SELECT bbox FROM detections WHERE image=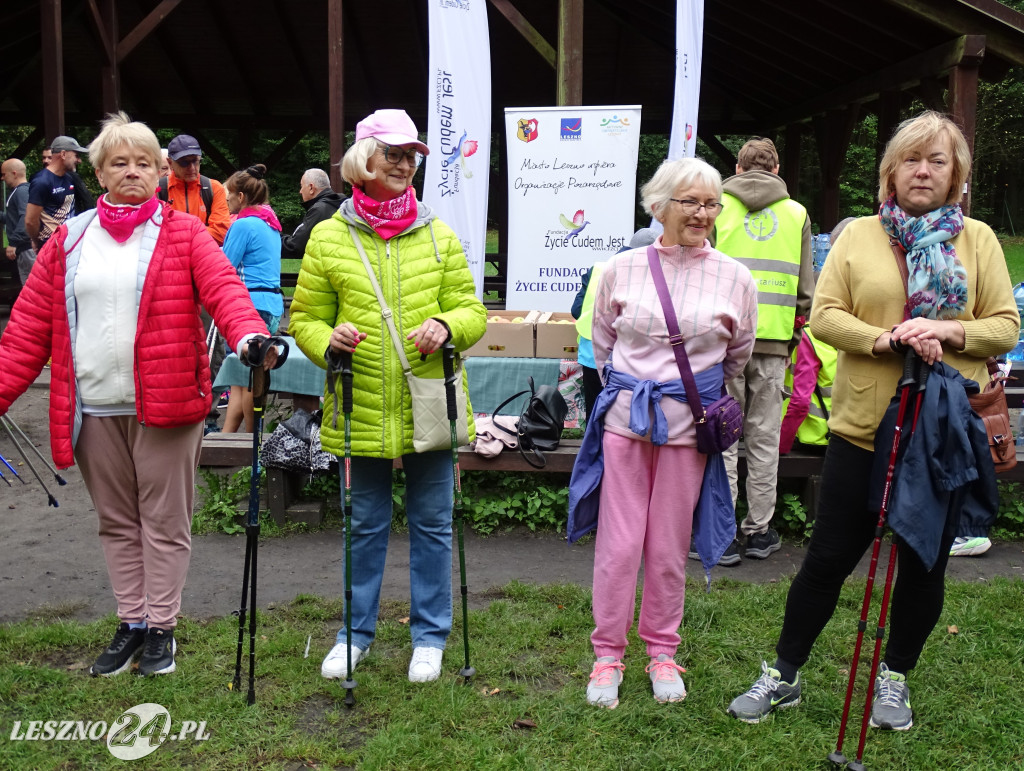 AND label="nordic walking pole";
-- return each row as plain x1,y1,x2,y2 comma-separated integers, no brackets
846,357,929,771
0,417,58,506
0,452,20,484
2,416,67,485
828,350,919,769
327,346,358,707
443,343,475,683
231,335,288,705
